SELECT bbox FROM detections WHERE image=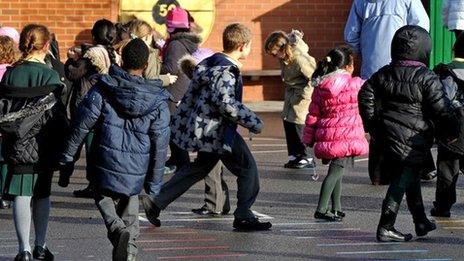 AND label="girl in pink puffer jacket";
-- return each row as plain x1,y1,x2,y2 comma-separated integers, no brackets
302,45,368,221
